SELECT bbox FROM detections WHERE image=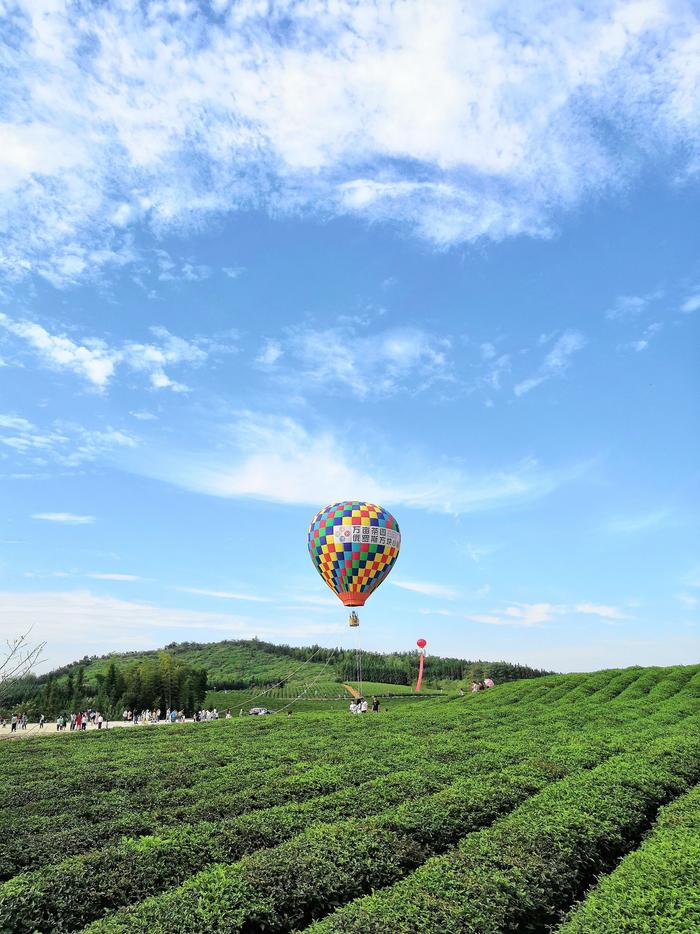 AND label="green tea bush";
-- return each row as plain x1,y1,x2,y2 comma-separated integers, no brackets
308,735,700,934
557,782,700,933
